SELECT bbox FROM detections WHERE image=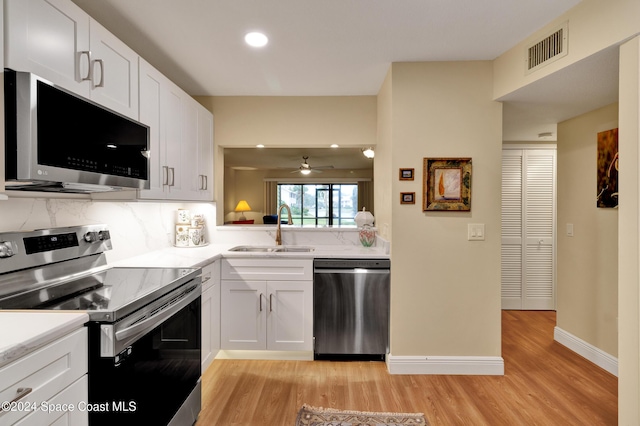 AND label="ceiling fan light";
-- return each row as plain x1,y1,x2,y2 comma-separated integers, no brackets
300,169,311,175
362,147,375,159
